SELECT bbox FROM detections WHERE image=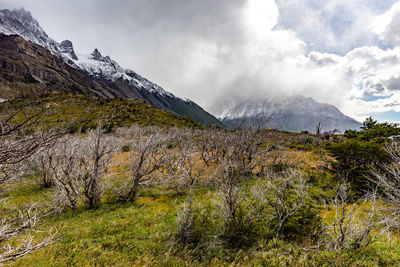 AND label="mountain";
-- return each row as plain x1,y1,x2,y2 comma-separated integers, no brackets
0,8,223,127
220,95,362,133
